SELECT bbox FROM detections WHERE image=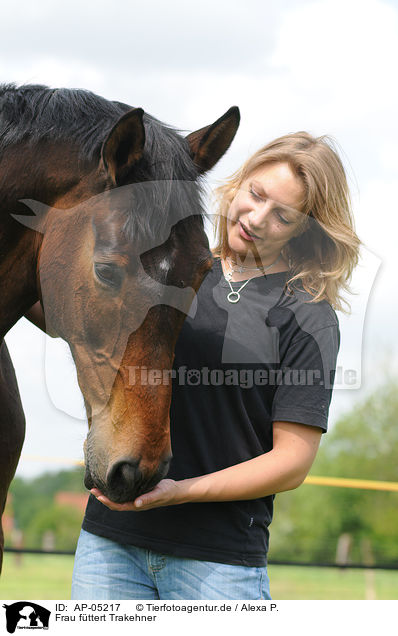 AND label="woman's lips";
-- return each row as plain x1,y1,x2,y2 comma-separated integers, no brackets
238,221,261,241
